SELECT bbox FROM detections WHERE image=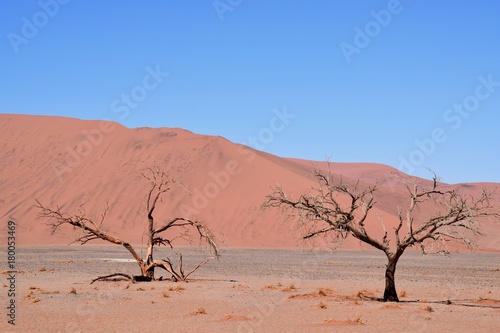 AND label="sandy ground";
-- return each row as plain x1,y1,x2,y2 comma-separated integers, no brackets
1,246,499,332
